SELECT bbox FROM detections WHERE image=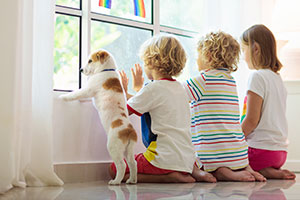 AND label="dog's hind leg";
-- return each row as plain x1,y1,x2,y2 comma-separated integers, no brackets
109,154,126,185
125,140,137,184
